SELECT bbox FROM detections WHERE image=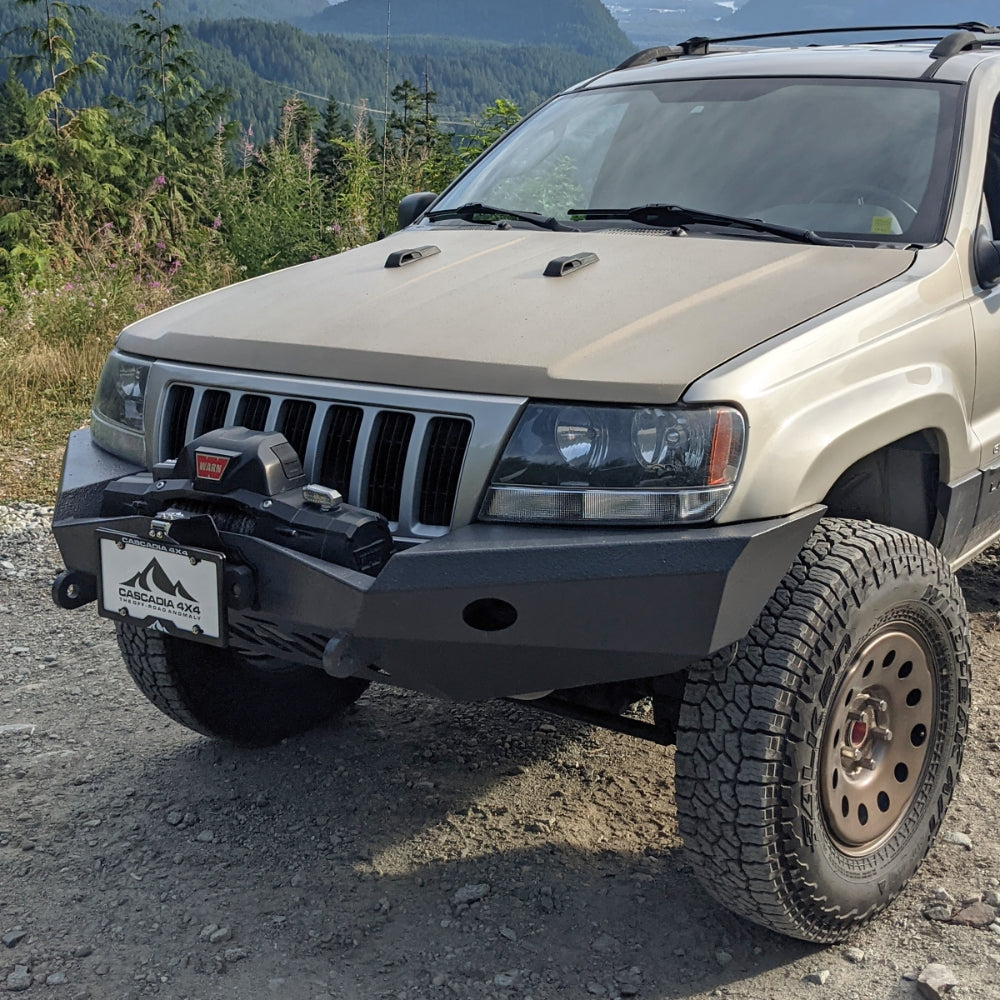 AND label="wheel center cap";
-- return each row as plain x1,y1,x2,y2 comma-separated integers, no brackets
849,720,869,748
